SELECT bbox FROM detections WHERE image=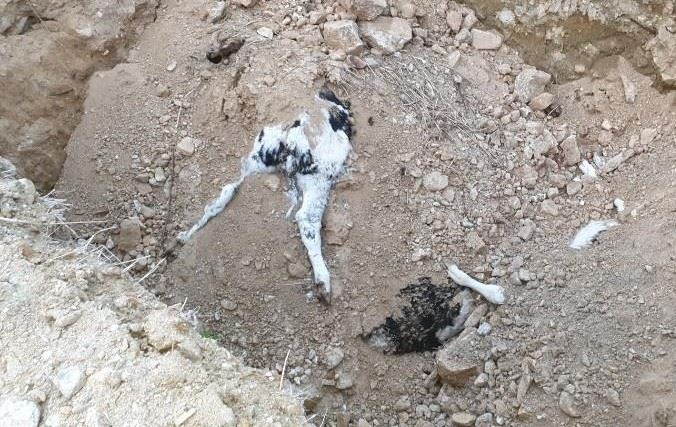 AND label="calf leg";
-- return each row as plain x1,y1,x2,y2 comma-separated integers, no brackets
447,264,507,305
179,152,272,242
295,176,332,304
